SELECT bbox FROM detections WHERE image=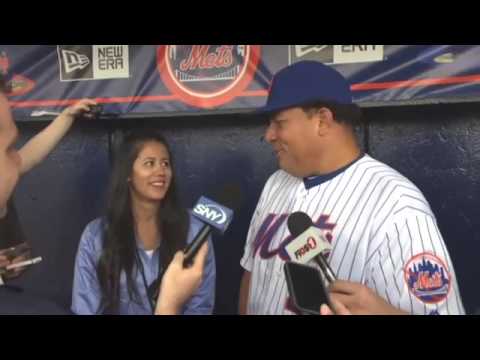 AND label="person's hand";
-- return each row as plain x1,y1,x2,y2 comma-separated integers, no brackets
155,242,208,315
0,251,10,269
0,247,31,279
61,99,98,121
326,280,407,315
3,253,29,279
320,297,352,315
